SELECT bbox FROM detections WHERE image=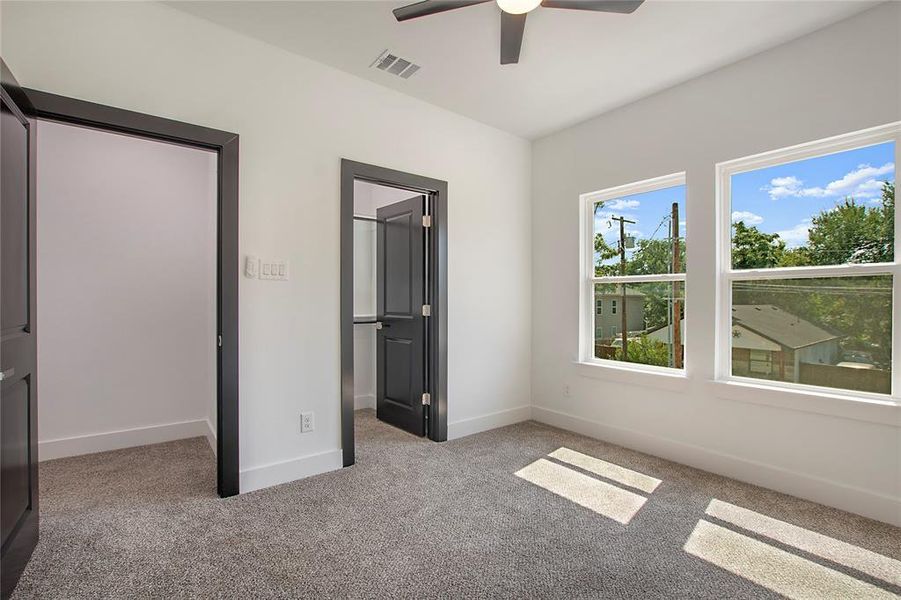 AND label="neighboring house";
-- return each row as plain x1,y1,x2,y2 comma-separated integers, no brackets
731,305,841,382
595,287,645,340
649,305,842,382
